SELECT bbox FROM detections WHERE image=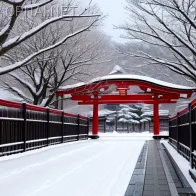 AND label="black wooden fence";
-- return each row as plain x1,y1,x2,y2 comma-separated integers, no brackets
0,99,89,156
169,99,196,169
